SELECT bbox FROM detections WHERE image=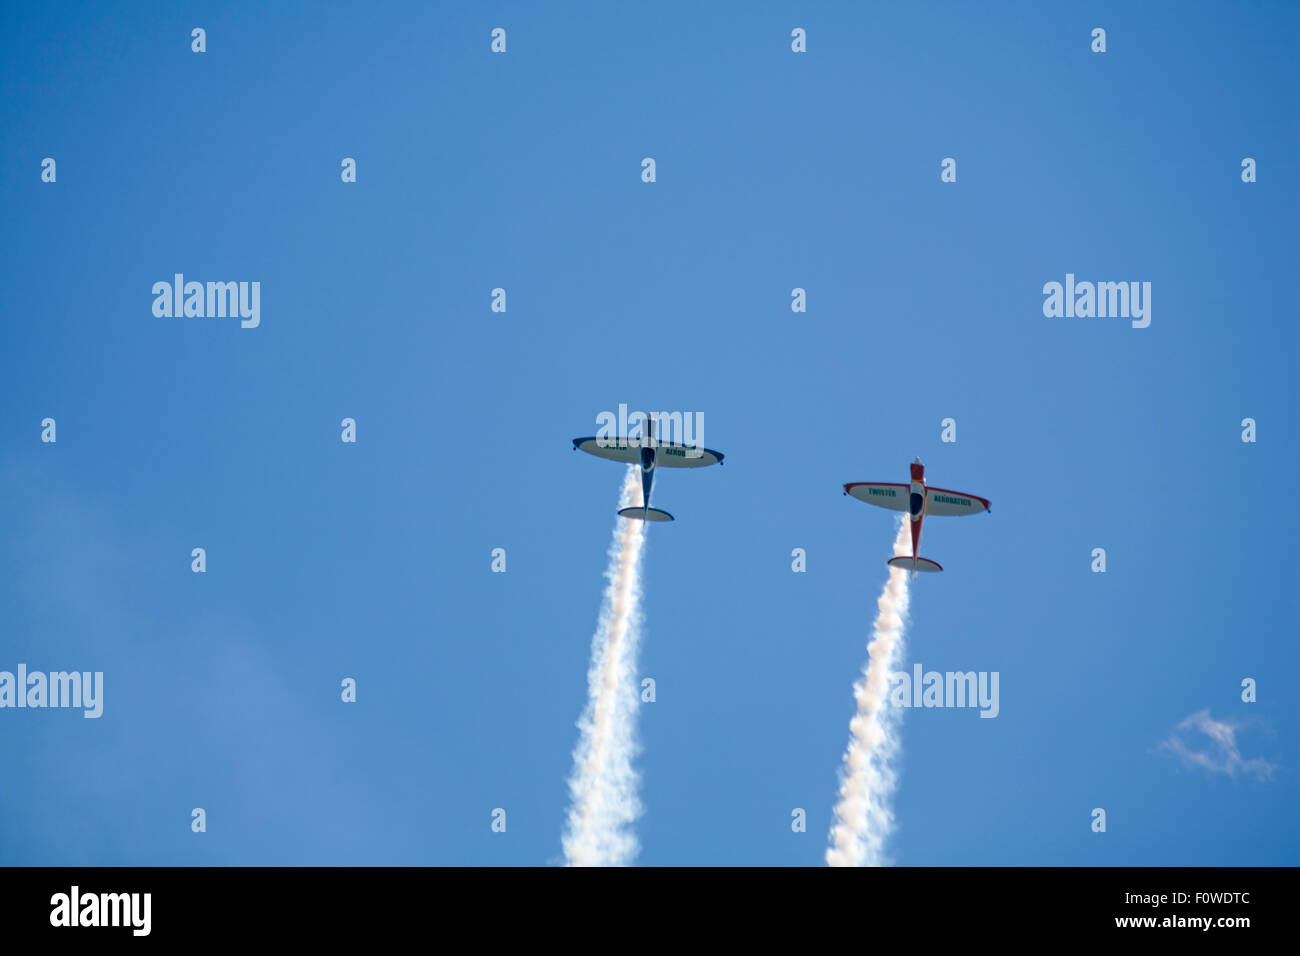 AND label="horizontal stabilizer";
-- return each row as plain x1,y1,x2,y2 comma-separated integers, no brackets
618,506,674,522
887,556,943,573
